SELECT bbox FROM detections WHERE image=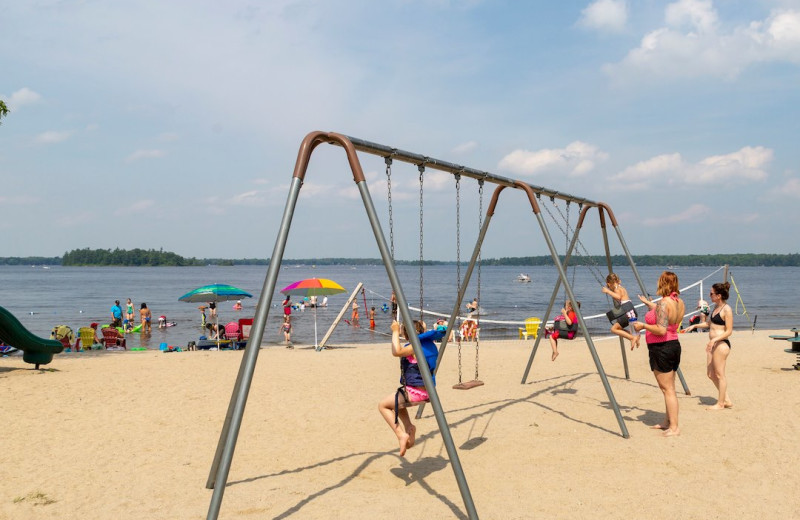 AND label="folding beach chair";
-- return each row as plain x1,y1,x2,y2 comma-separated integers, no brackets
101,327,126,350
